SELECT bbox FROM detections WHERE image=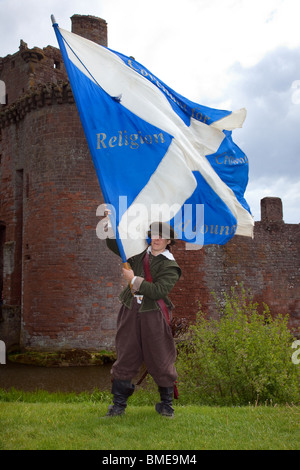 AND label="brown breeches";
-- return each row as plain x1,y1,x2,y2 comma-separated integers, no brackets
111,298,178,387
